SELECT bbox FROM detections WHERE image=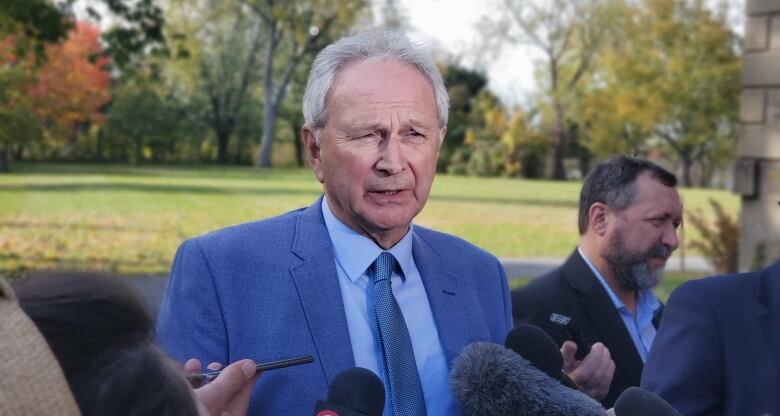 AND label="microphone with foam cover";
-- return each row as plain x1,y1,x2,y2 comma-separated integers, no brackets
611,387,681,416
504,324,579,389
314,367,385,416
449,342,606,416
